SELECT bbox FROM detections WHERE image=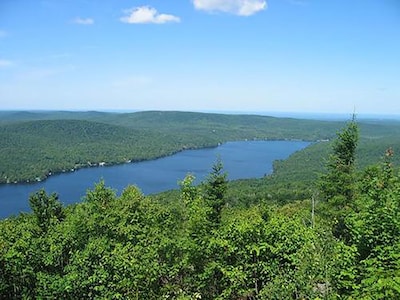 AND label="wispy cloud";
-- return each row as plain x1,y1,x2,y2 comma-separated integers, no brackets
193,0,267,16
0,59,14,67
120,6,180,24
72,17,94,25
49,53,71,59
0,30,8,38
287,0,309,6
16,65,76,81
112,76,152,88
